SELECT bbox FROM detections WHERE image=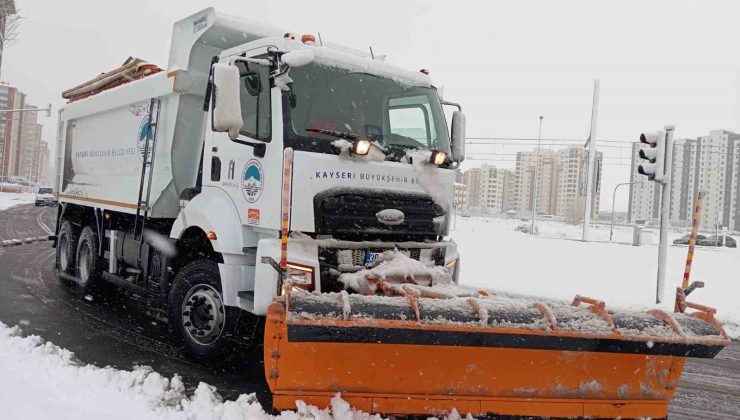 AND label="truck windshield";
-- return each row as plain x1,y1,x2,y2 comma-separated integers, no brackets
283,63,451,157
38,188,53,194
